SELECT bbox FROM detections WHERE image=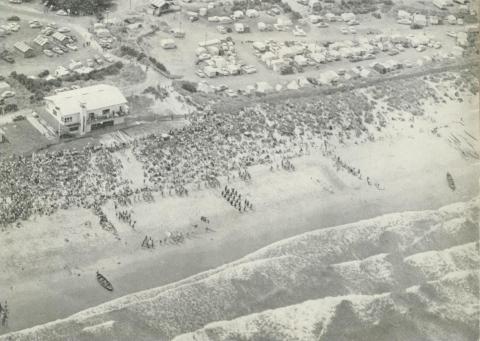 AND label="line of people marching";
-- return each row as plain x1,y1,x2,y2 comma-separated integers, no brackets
221,186,253,212
116,209,136,229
